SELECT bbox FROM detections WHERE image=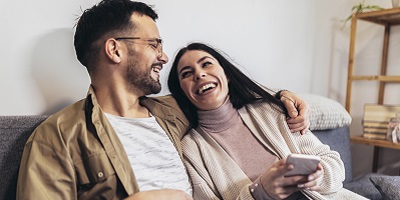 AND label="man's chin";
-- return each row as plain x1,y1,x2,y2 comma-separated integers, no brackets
145,84,161,95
